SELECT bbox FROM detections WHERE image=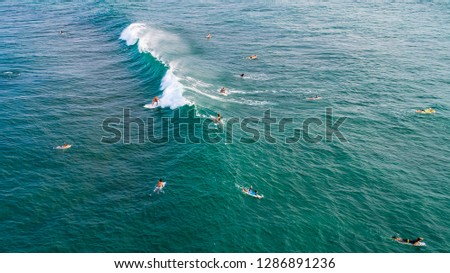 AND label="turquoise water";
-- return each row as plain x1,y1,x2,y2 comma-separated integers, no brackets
1,2,449,252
